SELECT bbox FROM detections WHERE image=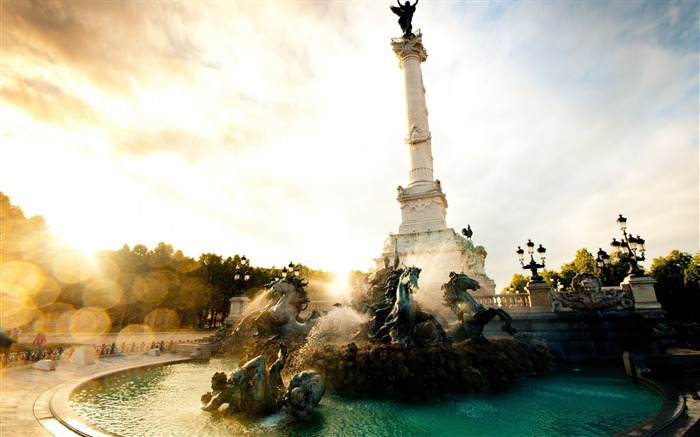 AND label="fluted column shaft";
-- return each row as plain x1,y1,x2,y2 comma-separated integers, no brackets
392,34,433,188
